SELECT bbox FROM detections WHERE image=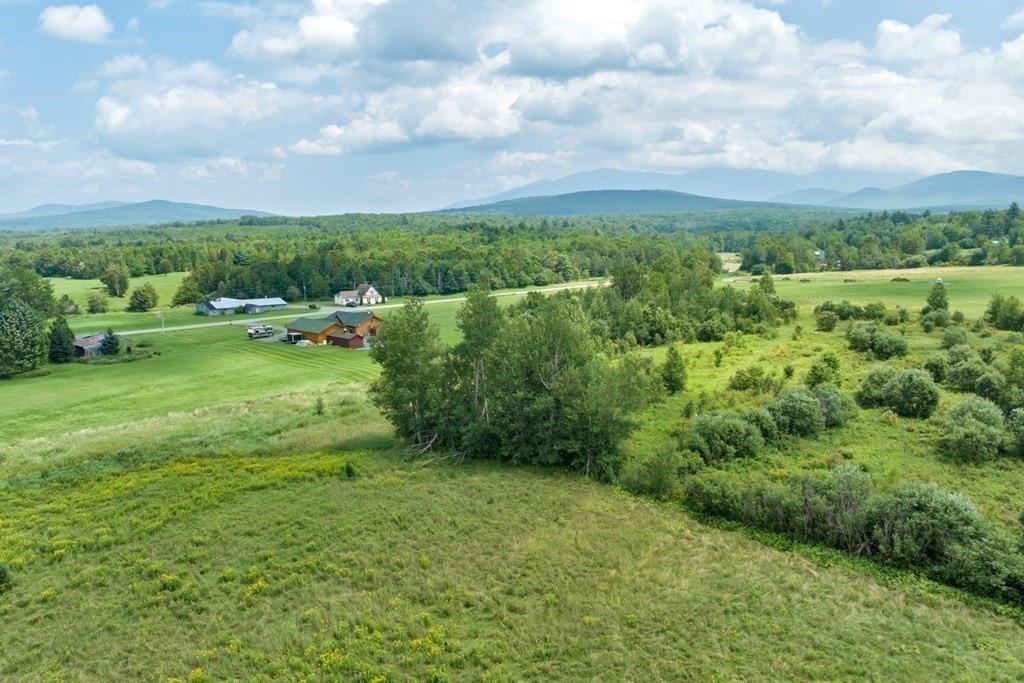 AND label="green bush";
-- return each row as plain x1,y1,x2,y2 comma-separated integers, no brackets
847,324,908,359
815,310,839,332
946,344,975,366
883,370,940,419
941,396,1005,462
344,462,358,479
864,482,980,566
941,326,969,349
696,316,728,342
847,324,873,352
684,469,1024,607
863,302,887,320
690,413,765,462
741,407,780,445
921,309,949,329
728,365,779,394
948,358,988,392
863,481,1024,603
856,365,899,408
805,352,841,388
768,389,826,437
812,384,857,429
871,331,909,360
923,353,948,383
974,371,1006,403
0,563,11,593
619,446,689,498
